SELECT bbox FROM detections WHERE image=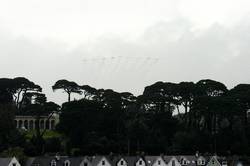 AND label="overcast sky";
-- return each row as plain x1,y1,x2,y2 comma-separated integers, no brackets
1,0,250,104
